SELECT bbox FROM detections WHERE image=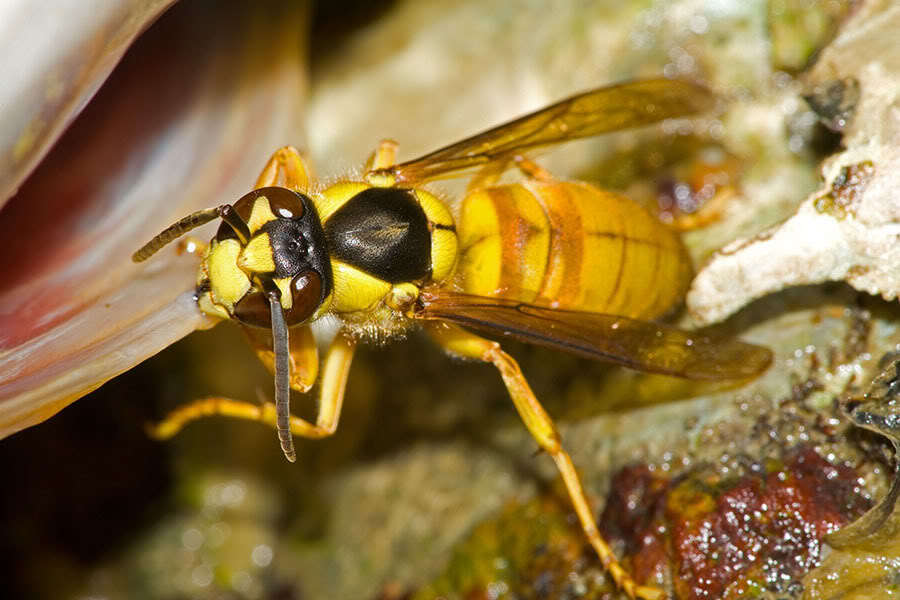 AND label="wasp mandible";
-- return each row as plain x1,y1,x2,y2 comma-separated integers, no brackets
134,79,772,600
